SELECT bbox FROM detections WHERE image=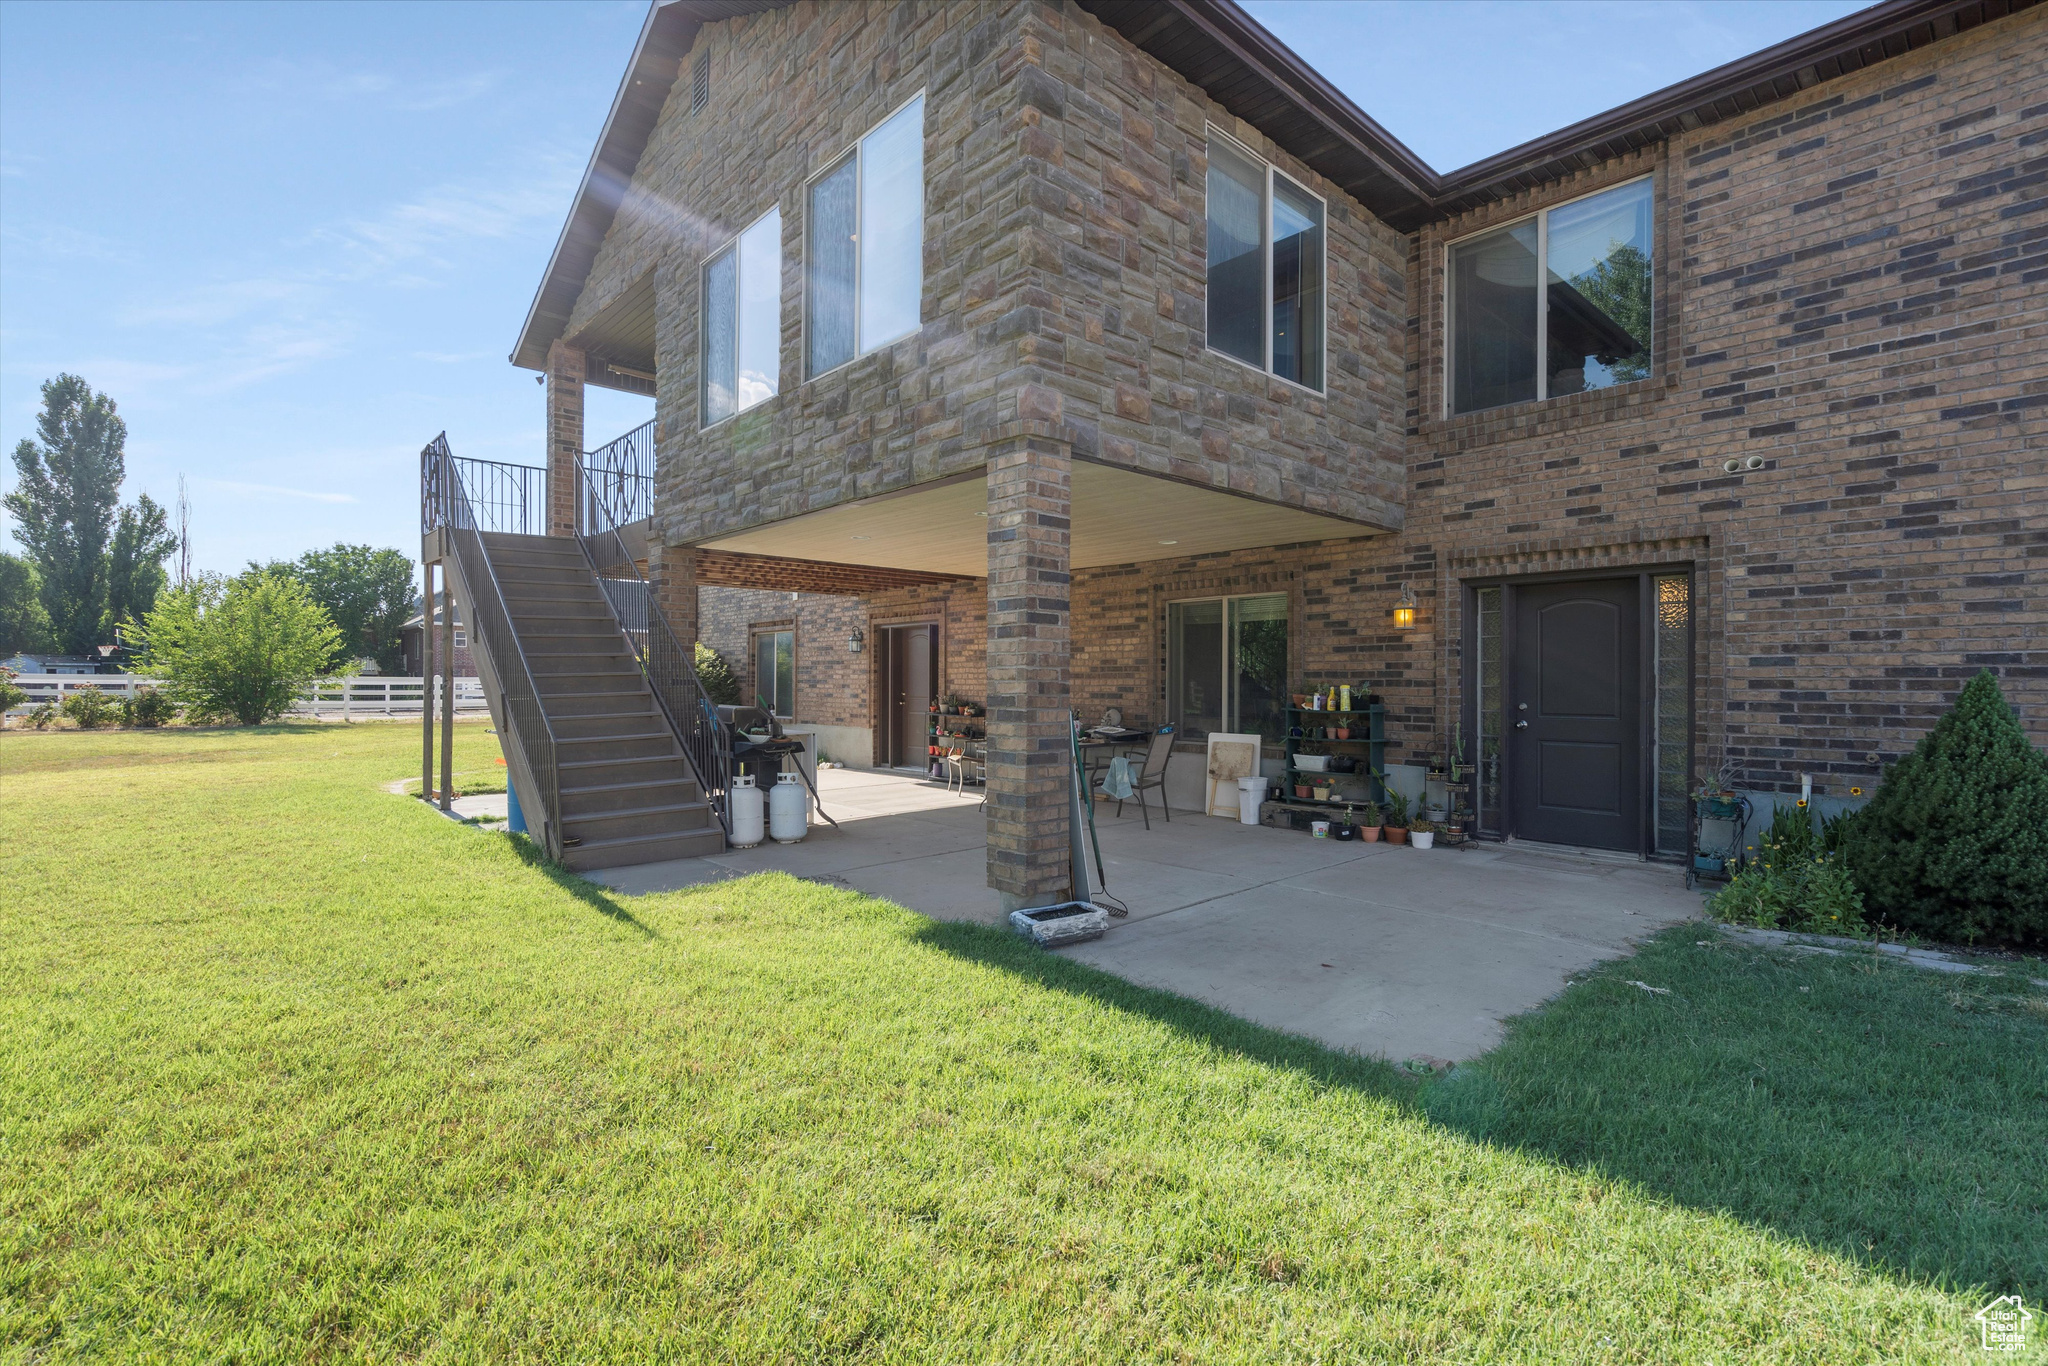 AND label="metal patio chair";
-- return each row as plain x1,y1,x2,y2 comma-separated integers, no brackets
1106,724,1176,829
